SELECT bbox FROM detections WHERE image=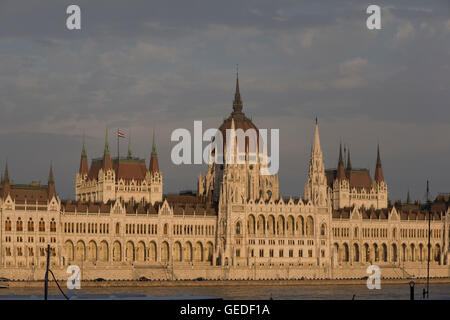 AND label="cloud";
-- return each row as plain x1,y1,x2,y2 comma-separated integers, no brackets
394,22,415,41
332,75,366,89
339,57,368,75
0,0,448,201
